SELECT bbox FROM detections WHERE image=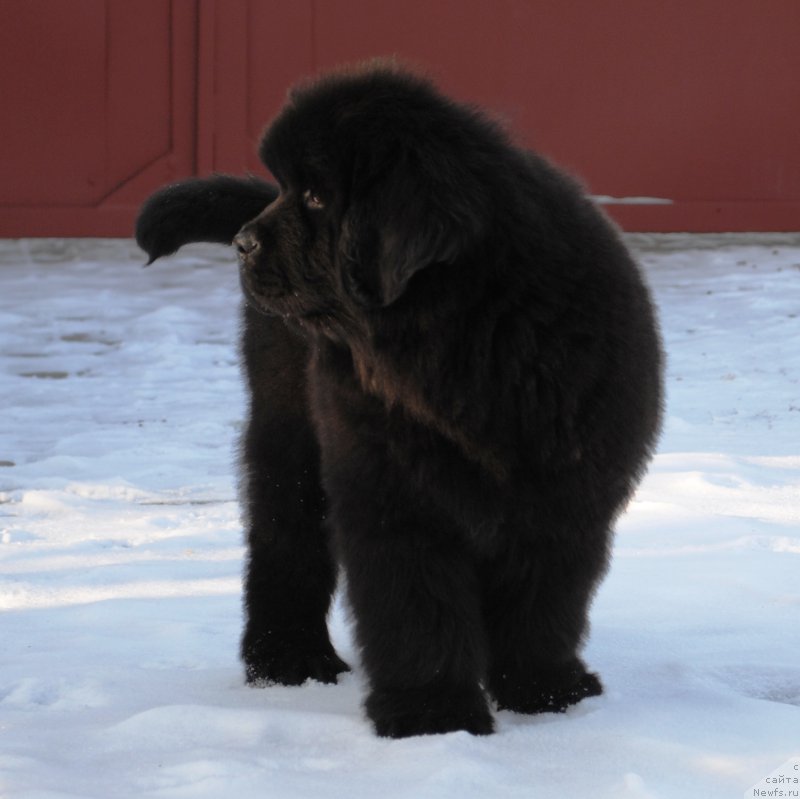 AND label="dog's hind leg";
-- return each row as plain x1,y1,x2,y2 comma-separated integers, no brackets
480,511,607,715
